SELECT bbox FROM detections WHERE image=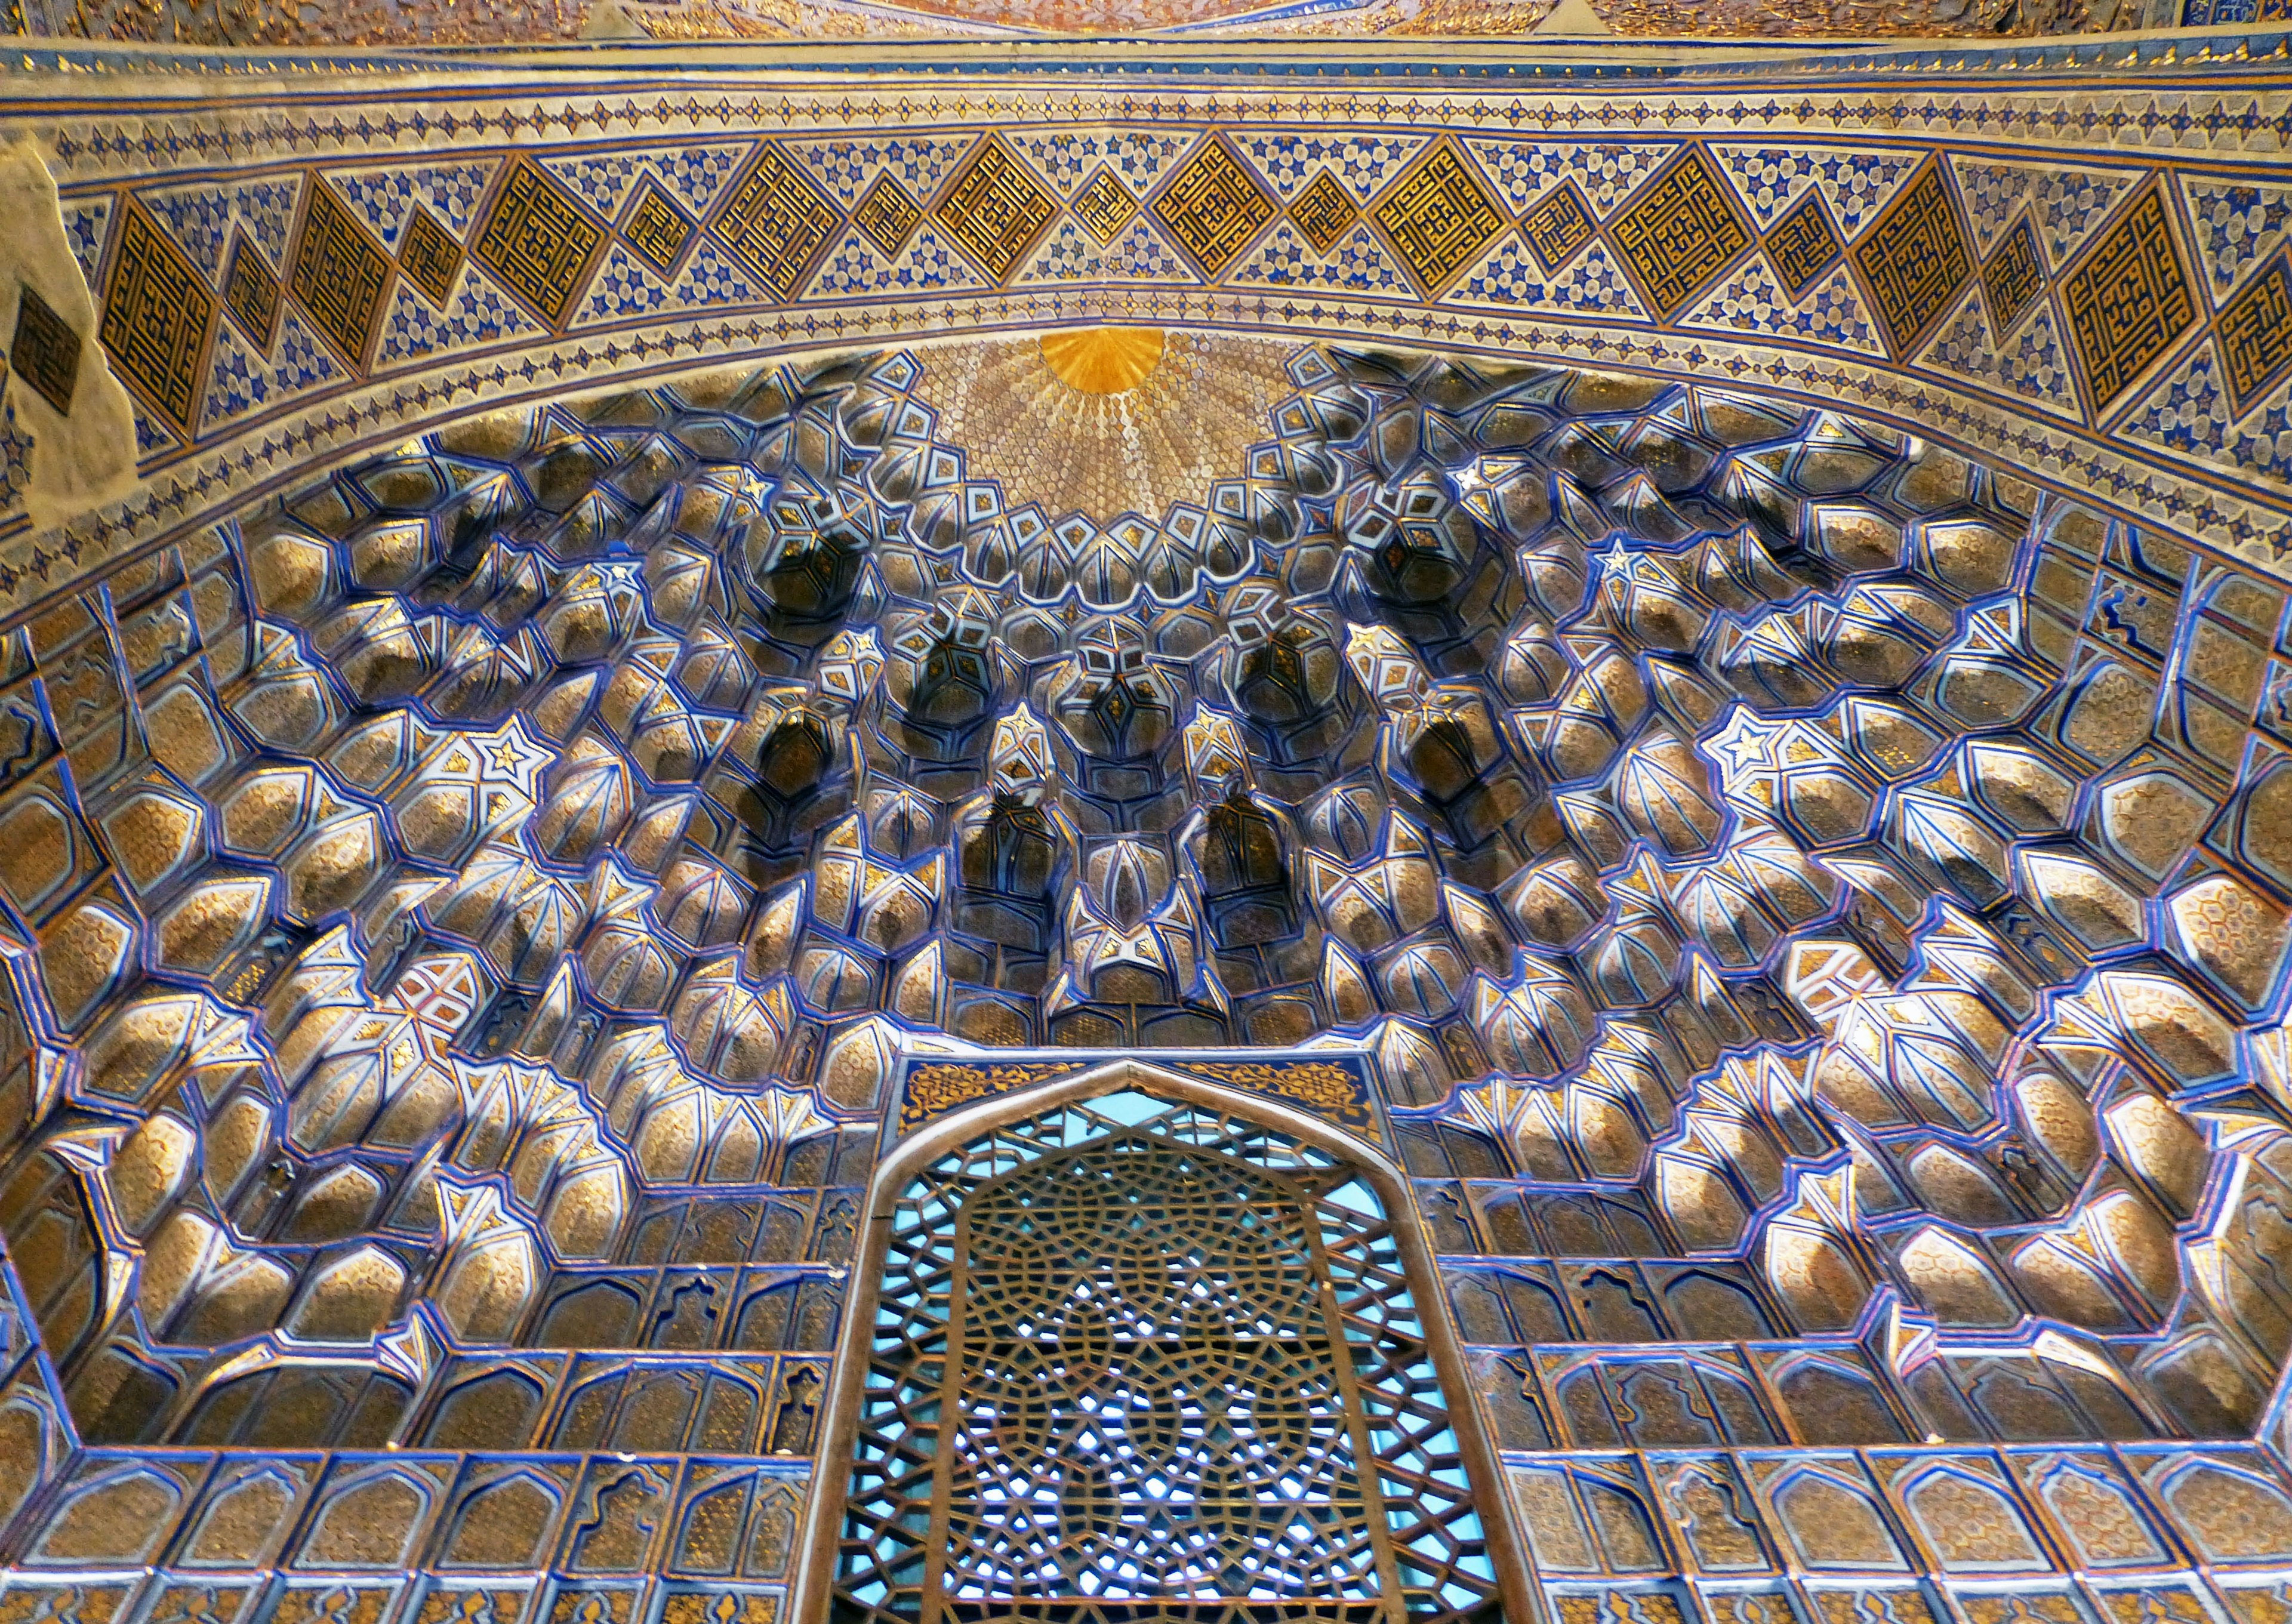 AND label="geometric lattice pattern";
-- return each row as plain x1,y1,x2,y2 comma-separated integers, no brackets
2061,183,2196,415
1980,214,2045,335
289,183,393,368
1765,192,1842,301
940,134,1062,282
1521,180,1596,275
622,180,697,279
849,175,921,260
717,146,842,299
472,158,608,328
1290,170,1360,258
397,207,465,307
2217,249,2292,416
835,1092,1496,1624
1851,158,1973,359
1372,141,1508,296
96,205,212,434
1608,145,1754,321
1156,137,1280,278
